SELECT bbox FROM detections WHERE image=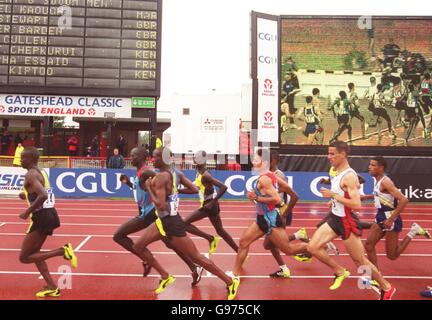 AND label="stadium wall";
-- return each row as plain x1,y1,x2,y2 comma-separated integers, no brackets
1,167,430,202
